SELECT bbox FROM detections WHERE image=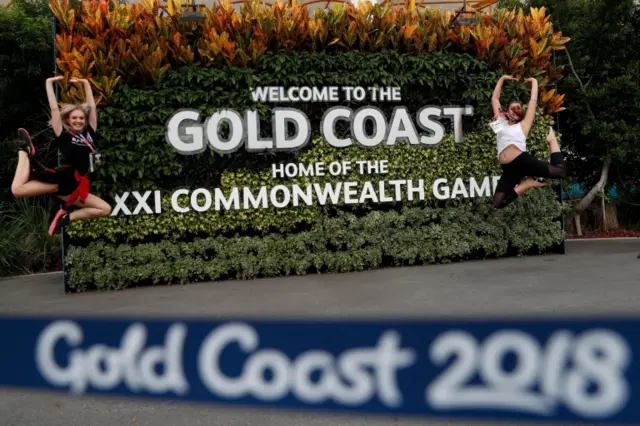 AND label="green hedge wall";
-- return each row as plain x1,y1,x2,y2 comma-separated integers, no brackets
66,191,563,292
63,50,564,291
